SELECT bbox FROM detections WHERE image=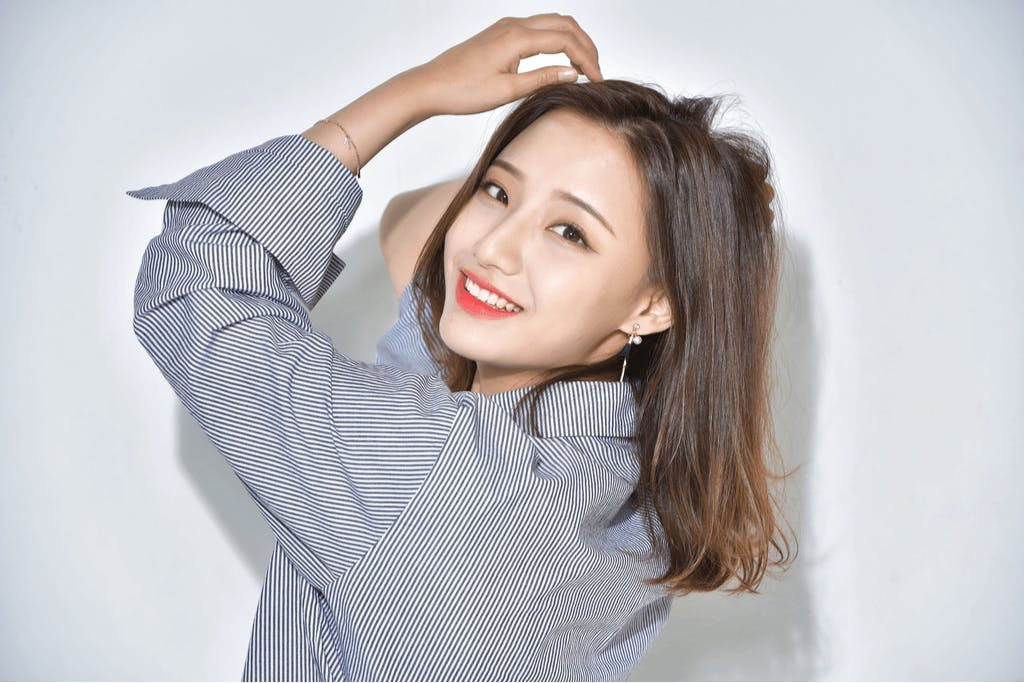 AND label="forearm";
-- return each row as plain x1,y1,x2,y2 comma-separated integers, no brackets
302,67,433,175
301,12,605,179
